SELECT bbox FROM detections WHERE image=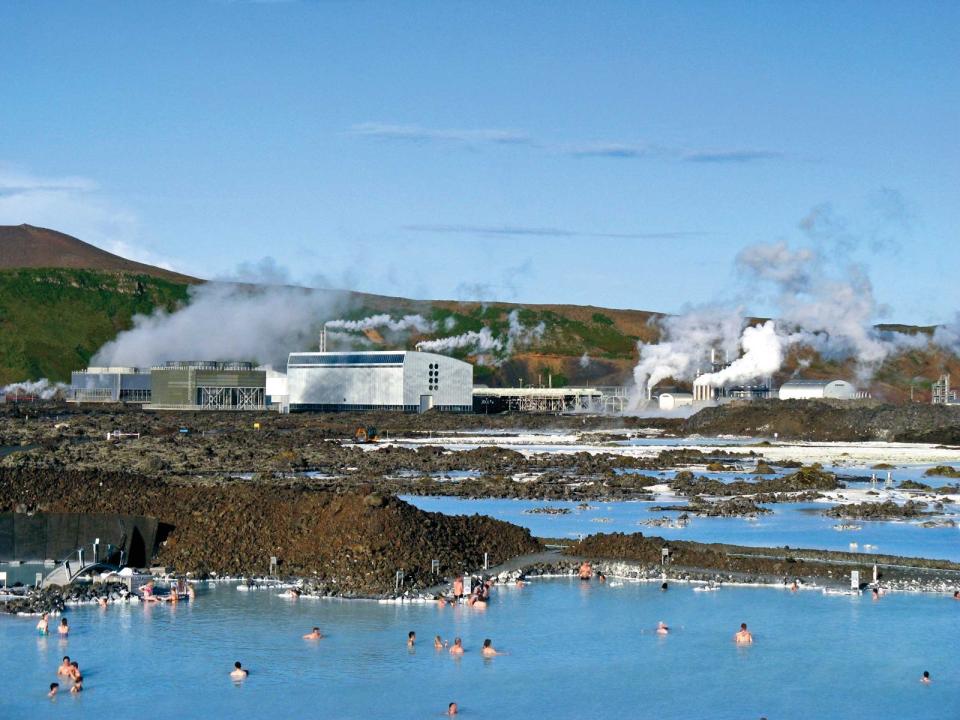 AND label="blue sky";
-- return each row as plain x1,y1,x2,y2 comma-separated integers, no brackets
1,1,957,323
